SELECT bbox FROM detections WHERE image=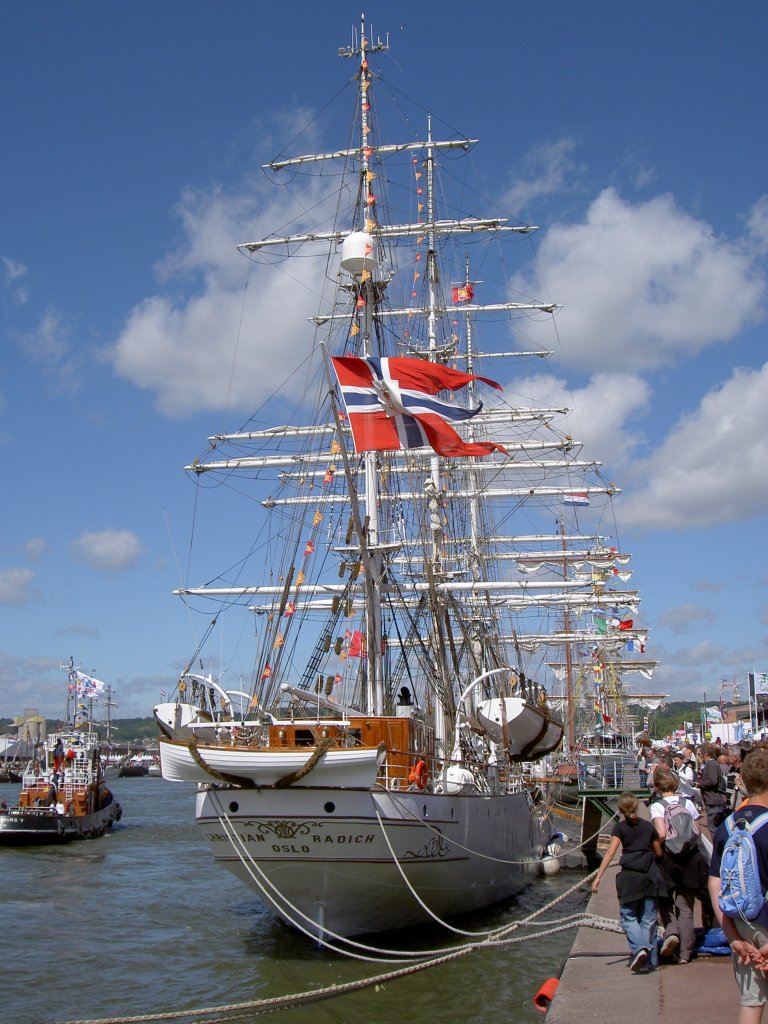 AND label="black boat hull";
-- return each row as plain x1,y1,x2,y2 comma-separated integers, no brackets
0,803,122,846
